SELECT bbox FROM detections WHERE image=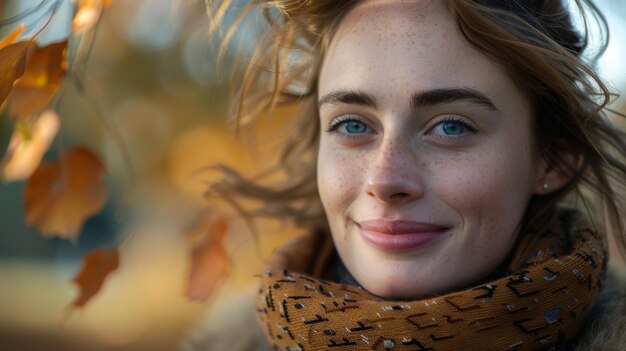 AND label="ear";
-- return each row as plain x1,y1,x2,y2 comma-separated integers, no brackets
534,139,580,195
